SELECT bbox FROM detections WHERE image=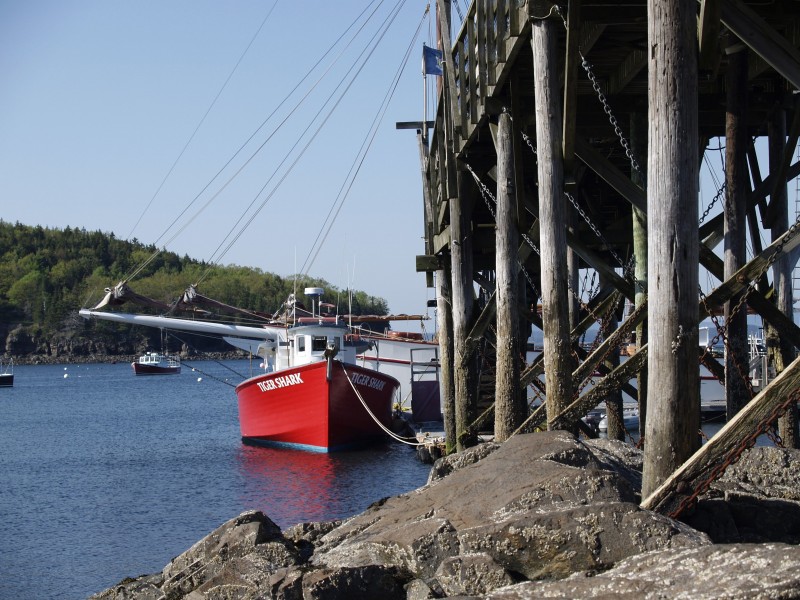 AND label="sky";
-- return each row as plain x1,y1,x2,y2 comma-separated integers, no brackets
0,0,441,317
1,1,797,332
